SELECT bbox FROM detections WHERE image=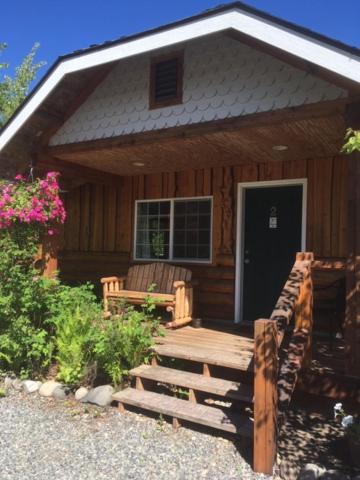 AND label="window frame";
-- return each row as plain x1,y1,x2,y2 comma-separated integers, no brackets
149,51,184,110
133,196,213,264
